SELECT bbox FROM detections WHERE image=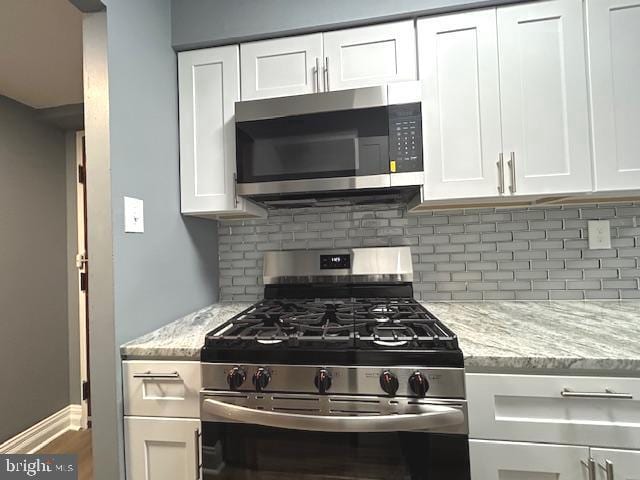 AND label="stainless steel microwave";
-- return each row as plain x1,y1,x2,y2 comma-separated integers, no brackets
235,82,424,207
